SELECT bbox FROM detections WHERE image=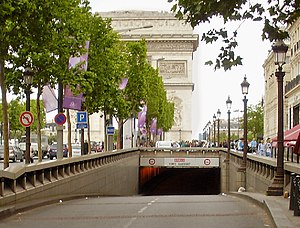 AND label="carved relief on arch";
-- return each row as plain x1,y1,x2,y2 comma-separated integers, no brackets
158,60,187,79
169,94,182,127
